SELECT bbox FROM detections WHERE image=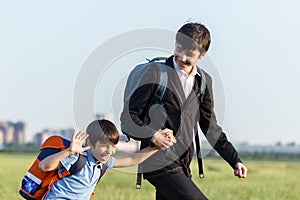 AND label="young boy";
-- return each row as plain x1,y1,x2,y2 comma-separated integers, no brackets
39,119,175,200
